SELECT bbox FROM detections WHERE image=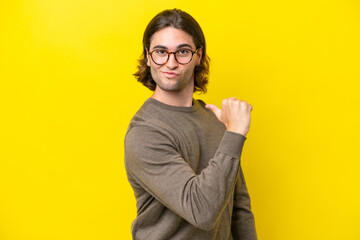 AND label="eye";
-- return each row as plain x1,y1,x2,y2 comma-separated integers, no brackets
154,49,167,56
177,49,191,55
